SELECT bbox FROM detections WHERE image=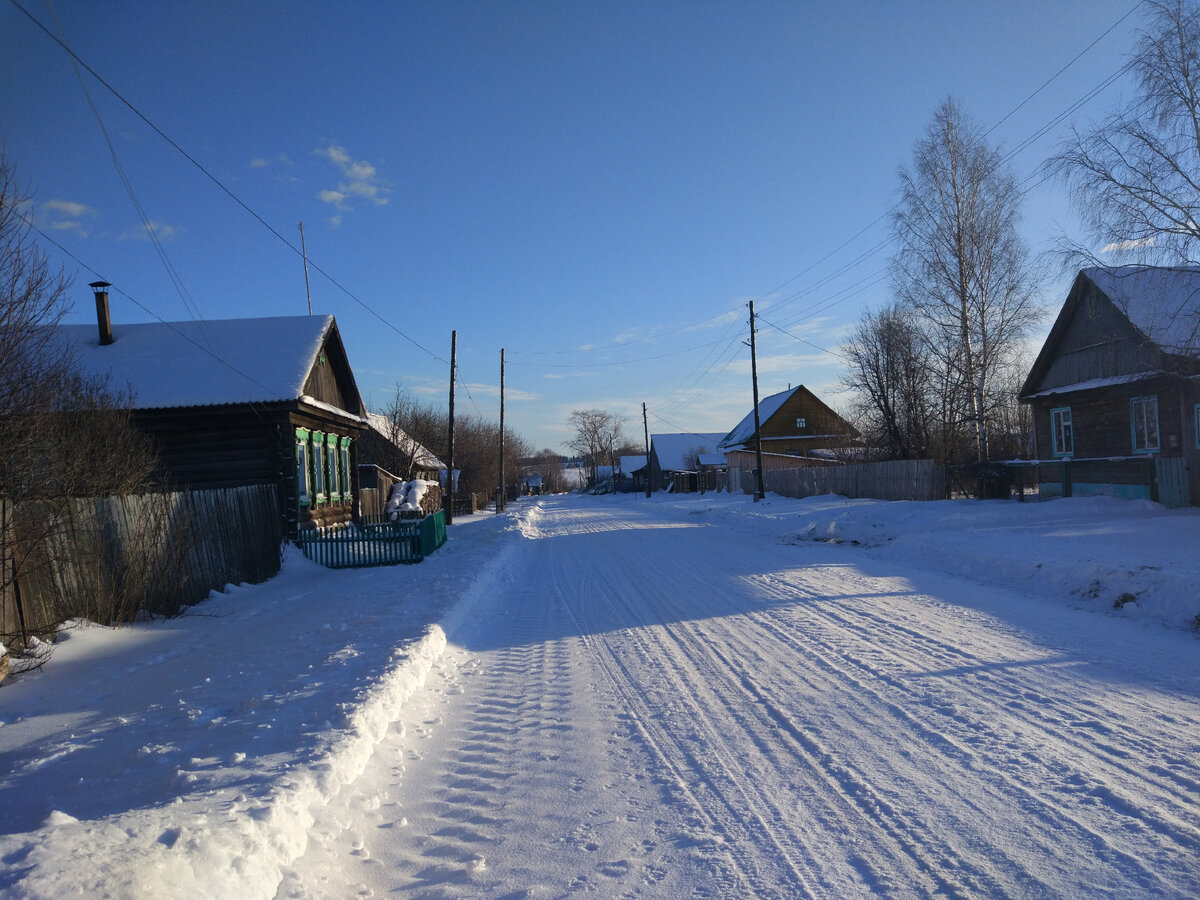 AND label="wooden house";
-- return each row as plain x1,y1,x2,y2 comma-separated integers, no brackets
719,385,860,463
647,433,726,491
1018,266,1200,506
54,285,369,537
